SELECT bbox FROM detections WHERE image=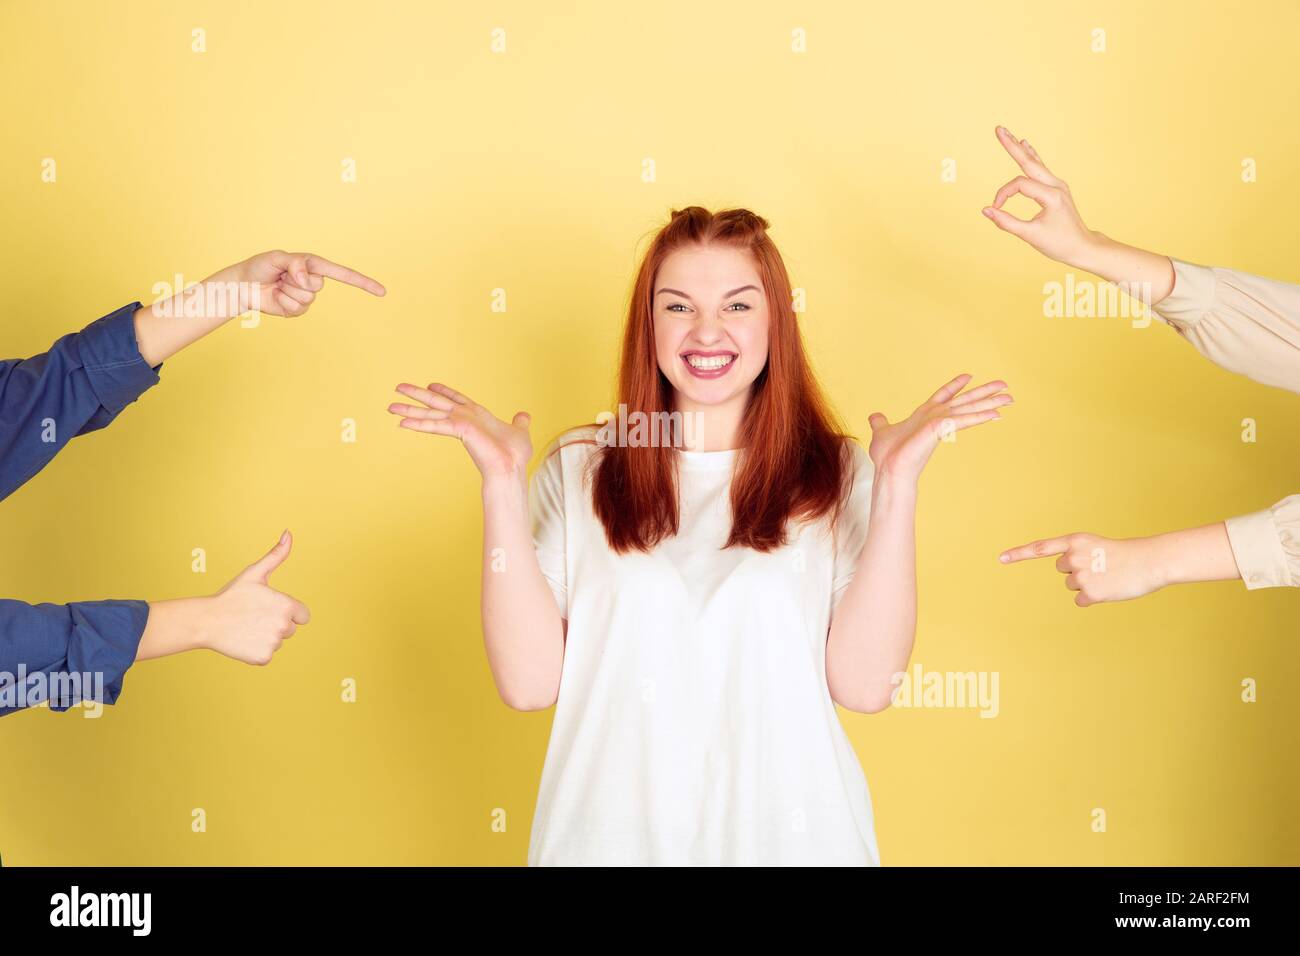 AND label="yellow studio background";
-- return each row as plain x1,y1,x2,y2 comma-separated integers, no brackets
1,0,1297,866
